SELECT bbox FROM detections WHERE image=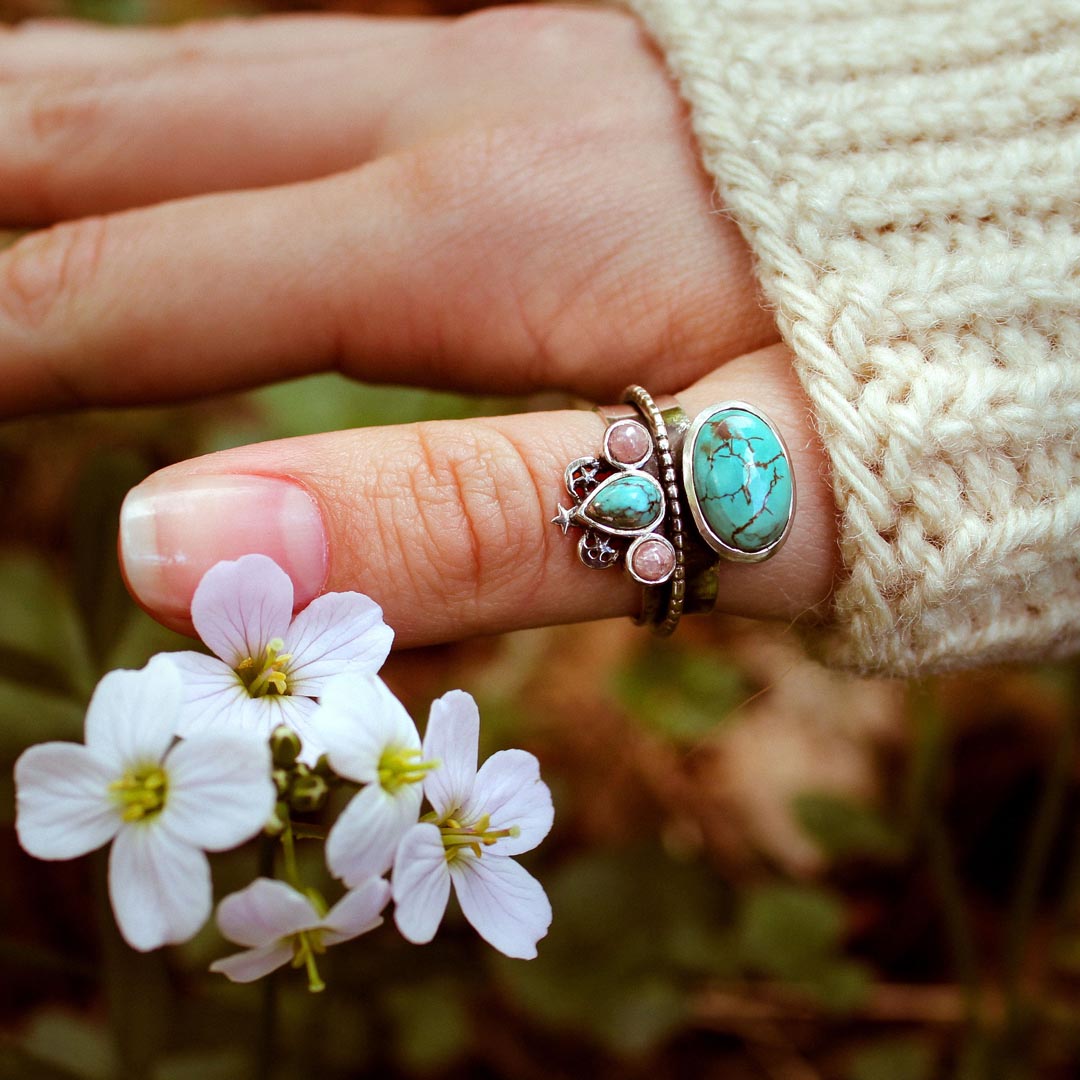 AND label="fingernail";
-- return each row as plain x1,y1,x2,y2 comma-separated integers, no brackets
120,474,328,618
